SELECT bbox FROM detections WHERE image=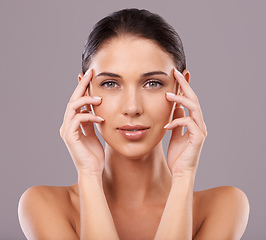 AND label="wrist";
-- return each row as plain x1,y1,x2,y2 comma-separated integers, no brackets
78,170,103,183
78,168,103,177
171,170,196,183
